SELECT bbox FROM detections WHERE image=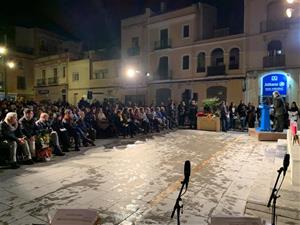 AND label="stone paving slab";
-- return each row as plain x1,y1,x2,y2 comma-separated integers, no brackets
0,130,298,225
